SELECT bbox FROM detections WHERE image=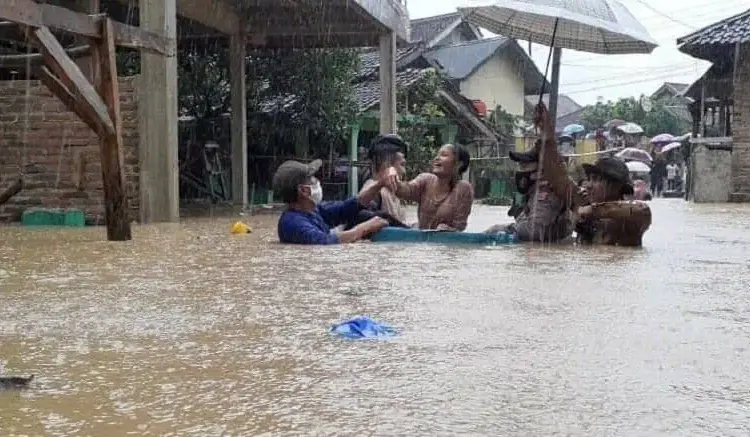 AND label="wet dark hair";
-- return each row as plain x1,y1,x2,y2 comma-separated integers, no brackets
449,144,470,176
368,142,403,171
